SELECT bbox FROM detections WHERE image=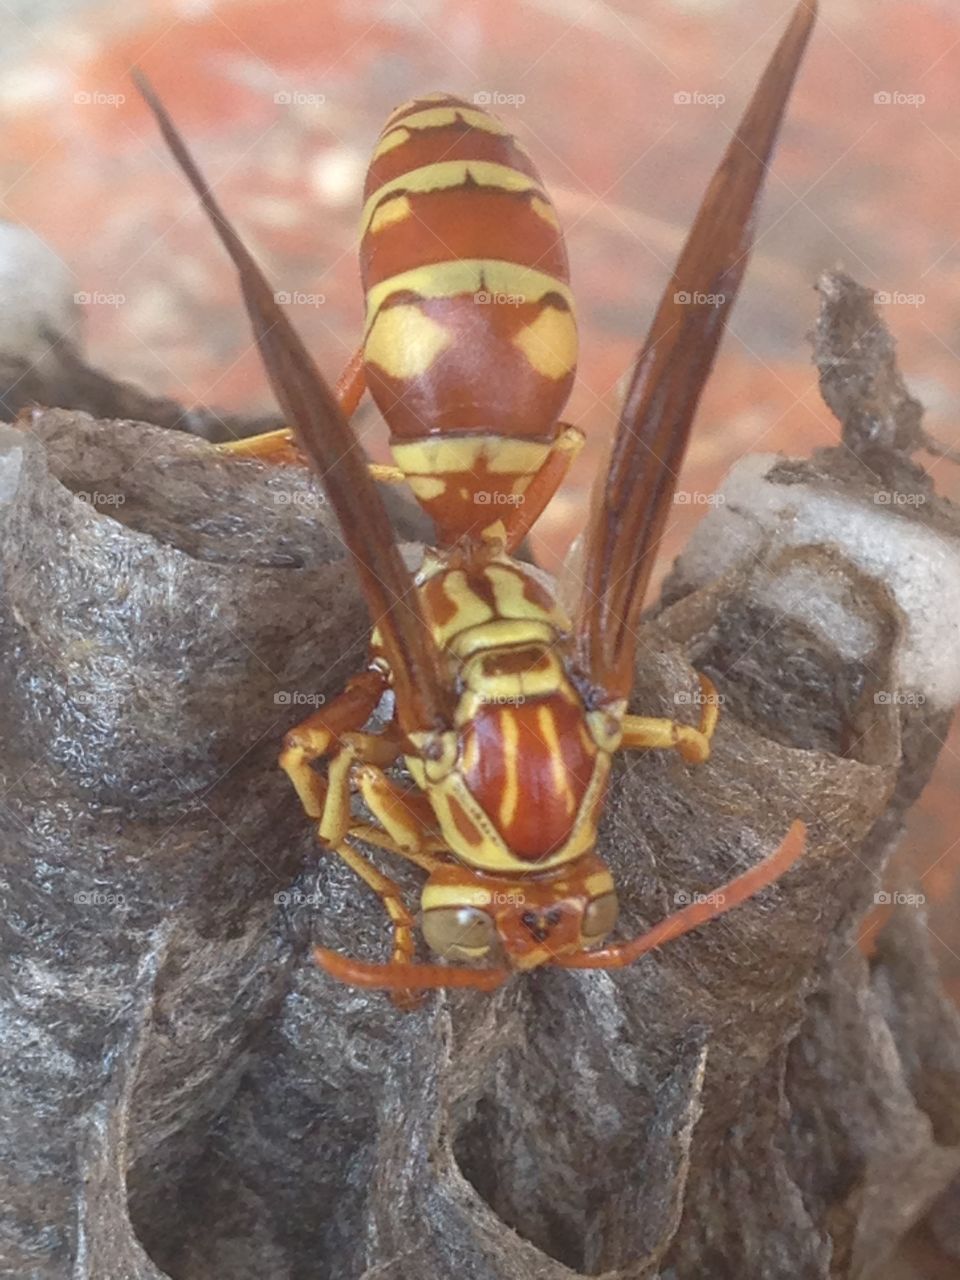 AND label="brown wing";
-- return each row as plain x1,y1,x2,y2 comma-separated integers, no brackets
573,0,817,701
134,72,449,733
